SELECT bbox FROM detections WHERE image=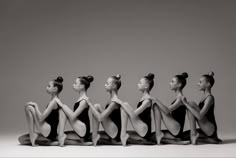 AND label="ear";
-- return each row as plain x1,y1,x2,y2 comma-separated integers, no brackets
79,84,85,89
177,82,182,88
53,86,58,93
206,82,211,87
